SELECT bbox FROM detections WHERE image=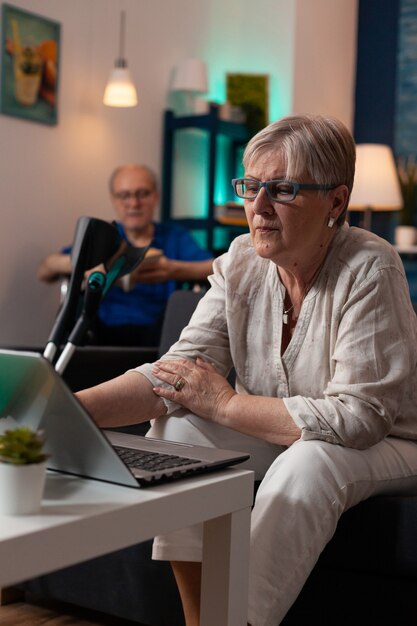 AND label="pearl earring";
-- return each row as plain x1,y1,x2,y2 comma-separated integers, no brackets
327,217,335,228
